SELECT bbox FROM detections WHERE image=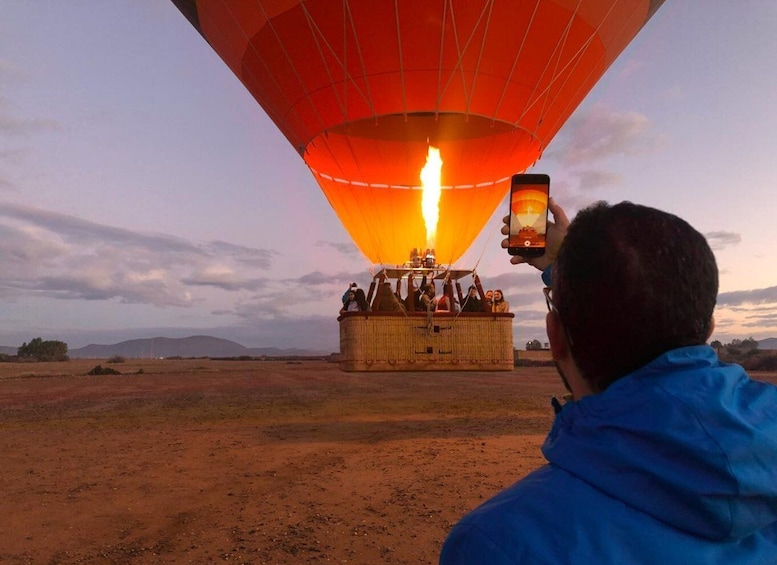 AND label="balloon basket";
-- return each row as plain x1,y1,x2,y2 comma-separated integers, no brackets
337,267,514,372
